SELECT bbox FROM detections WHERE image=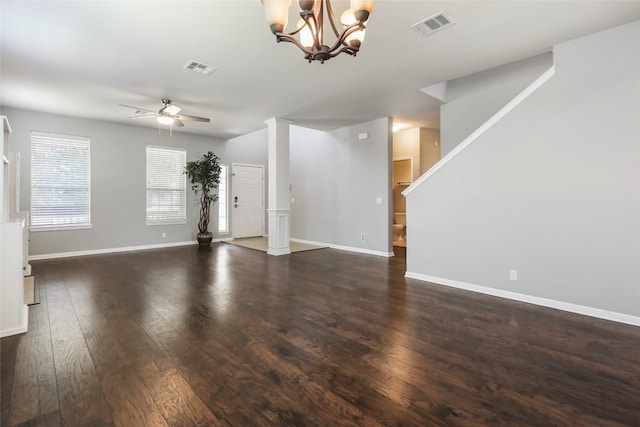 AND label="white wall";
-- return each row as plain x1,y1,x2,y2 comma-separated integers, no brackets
290,118,393,255
2,107,268,256
440,52,553,156
406,21,640,321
